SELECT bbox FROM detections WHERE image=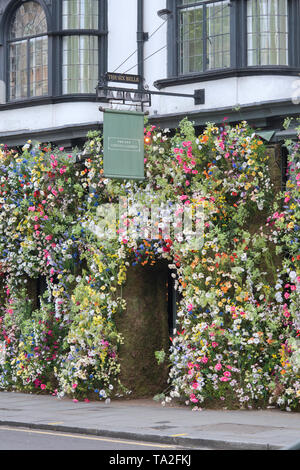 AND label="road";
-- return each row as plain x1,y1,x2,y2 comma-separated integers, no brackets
0,425,192,451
